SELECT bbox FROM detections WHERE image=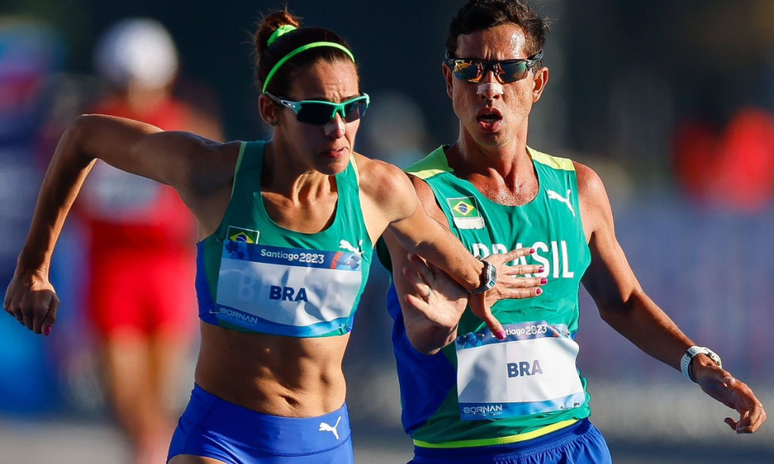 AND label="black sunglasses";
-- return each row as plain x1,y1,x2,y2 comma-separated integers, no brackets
444,50,543,84
265,92,370,126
